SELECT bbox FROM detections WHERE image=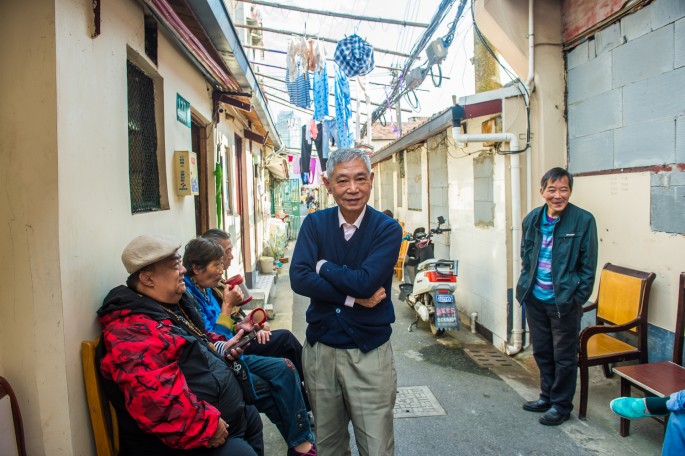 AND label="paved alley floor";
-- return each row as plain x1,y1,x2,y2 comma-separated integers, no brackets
255,241,665,455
